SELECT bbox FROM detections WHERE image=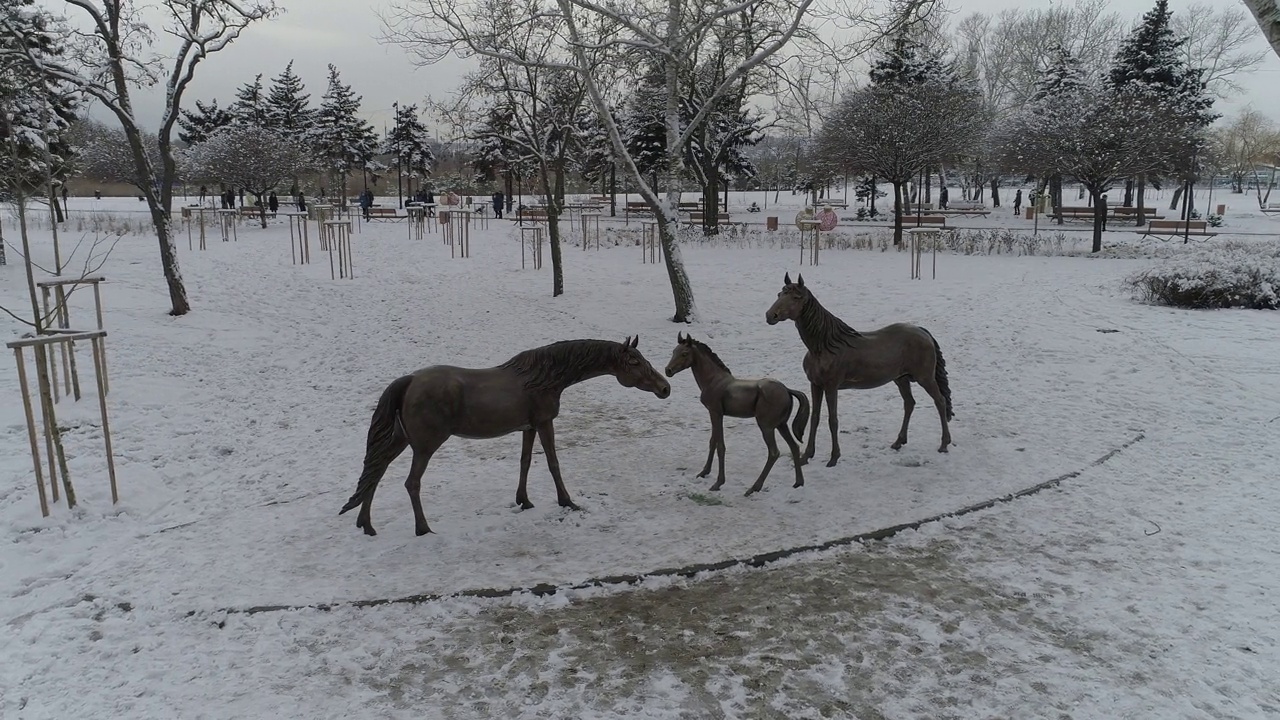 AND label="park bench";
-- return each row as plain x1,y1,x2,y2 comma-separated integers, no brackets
625,202,653,217
1138,219,1216,238
945,200,984,211
516,207,552,222
1262,202,1280,214
899,215,947,228
1111,206,1159,217
365,207,401,220
689,211,732,223
239,206,275,219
